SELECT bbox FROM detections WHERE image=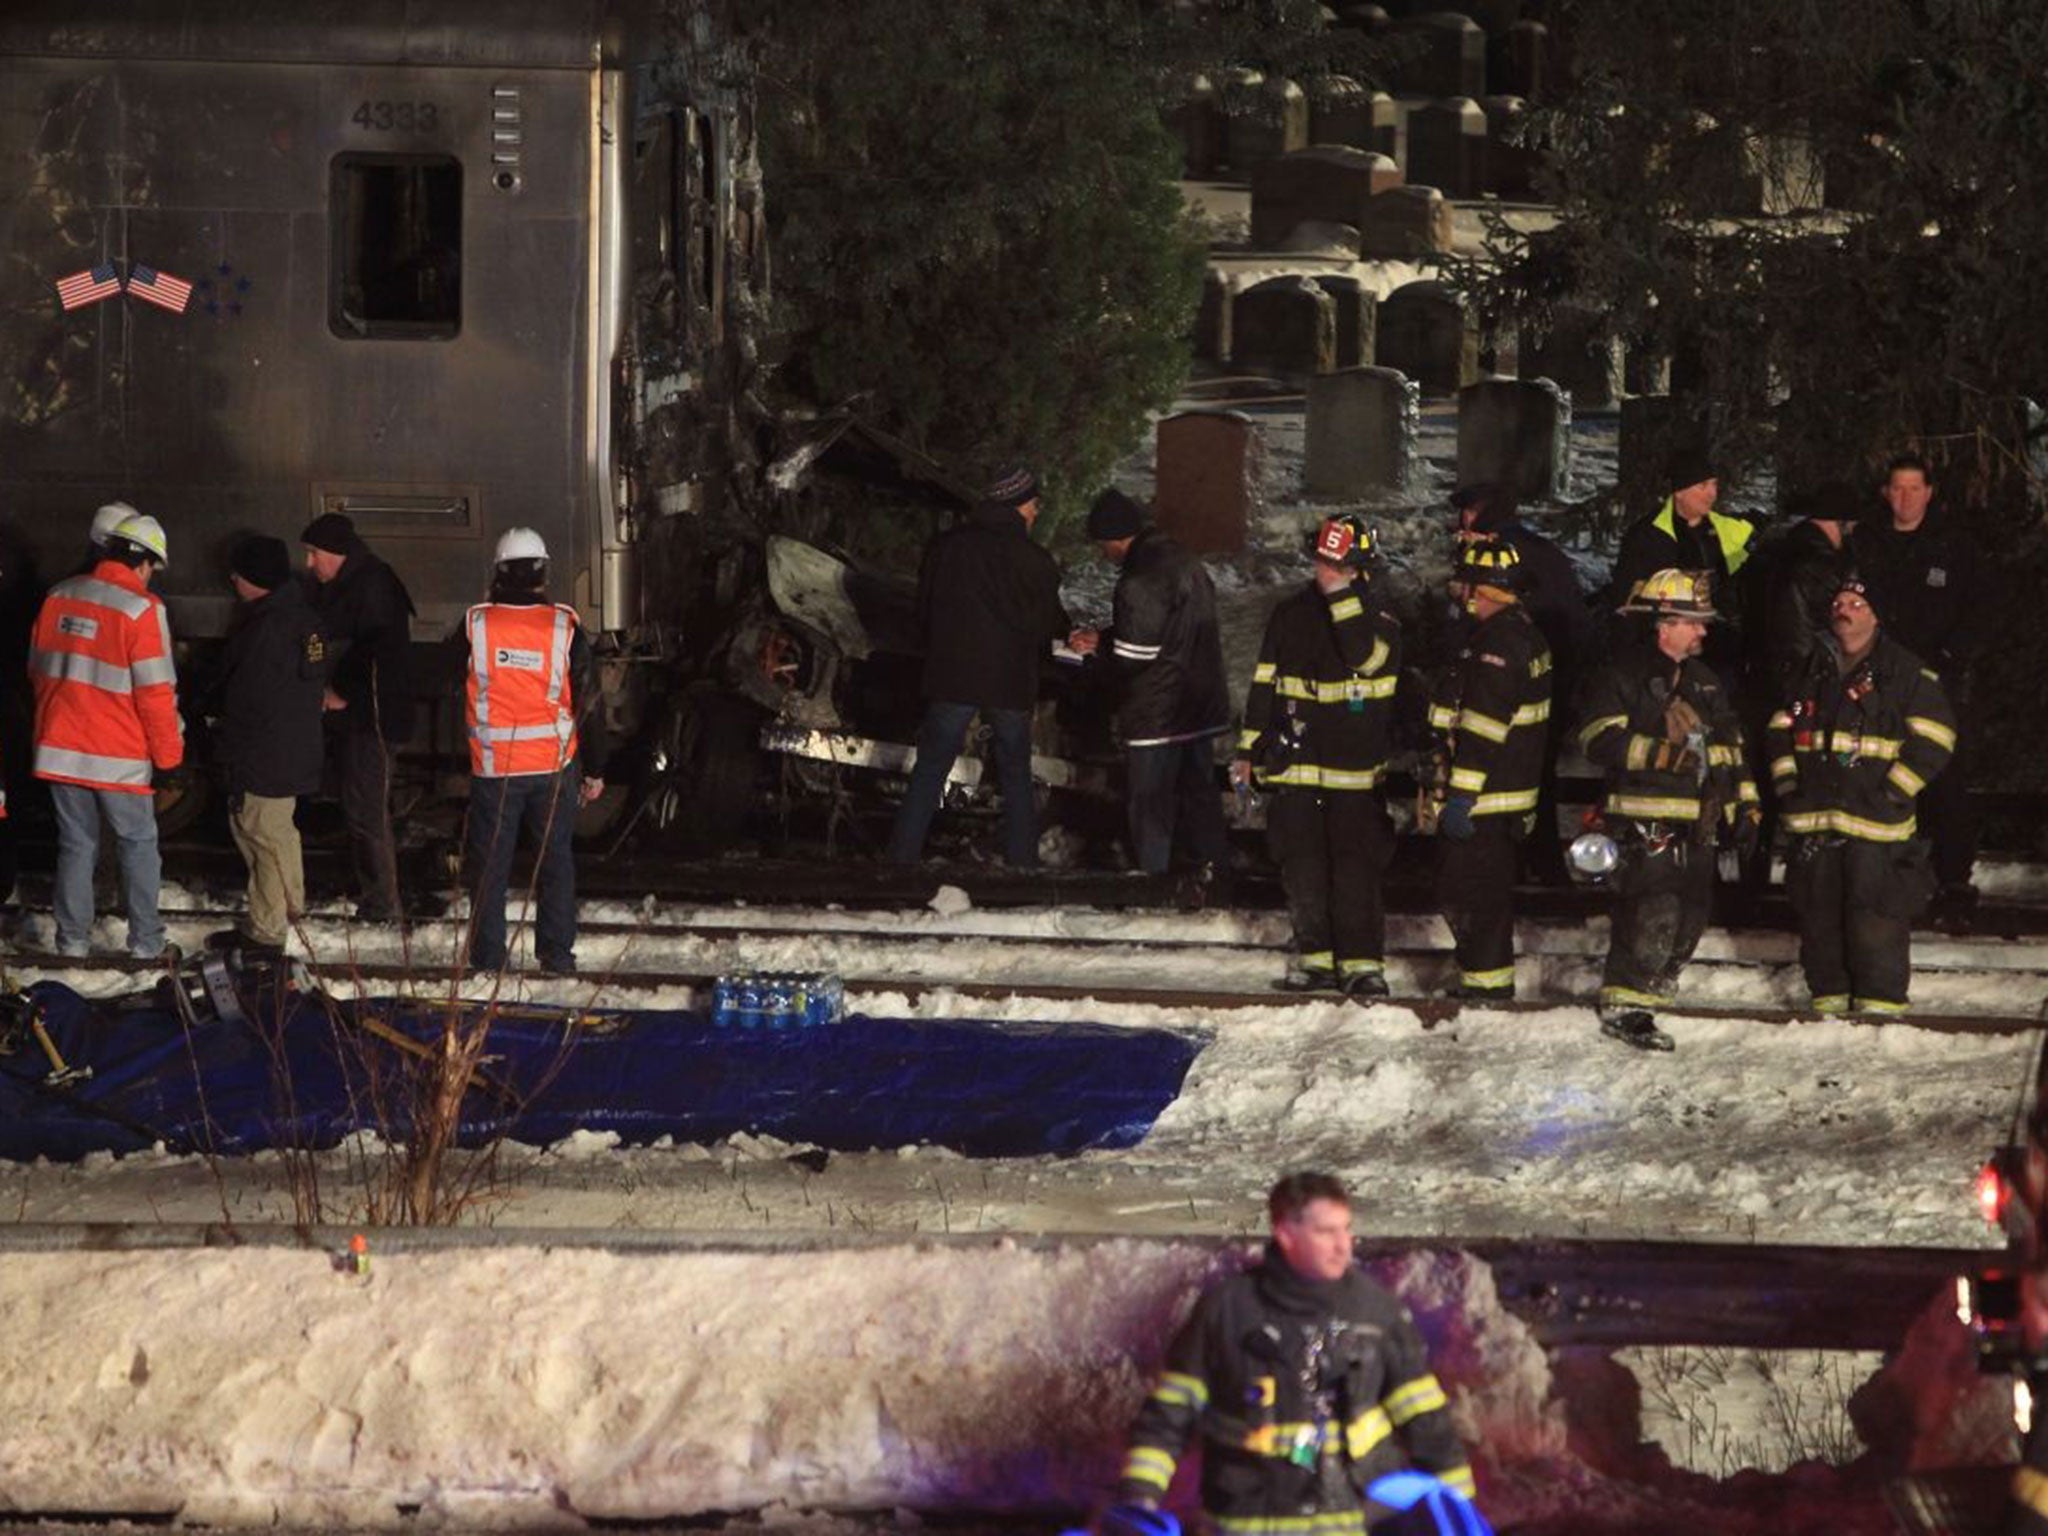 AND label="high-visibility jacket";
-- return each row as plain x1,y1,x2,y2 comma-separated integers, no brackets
464,601,581,778
29,559,183,793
